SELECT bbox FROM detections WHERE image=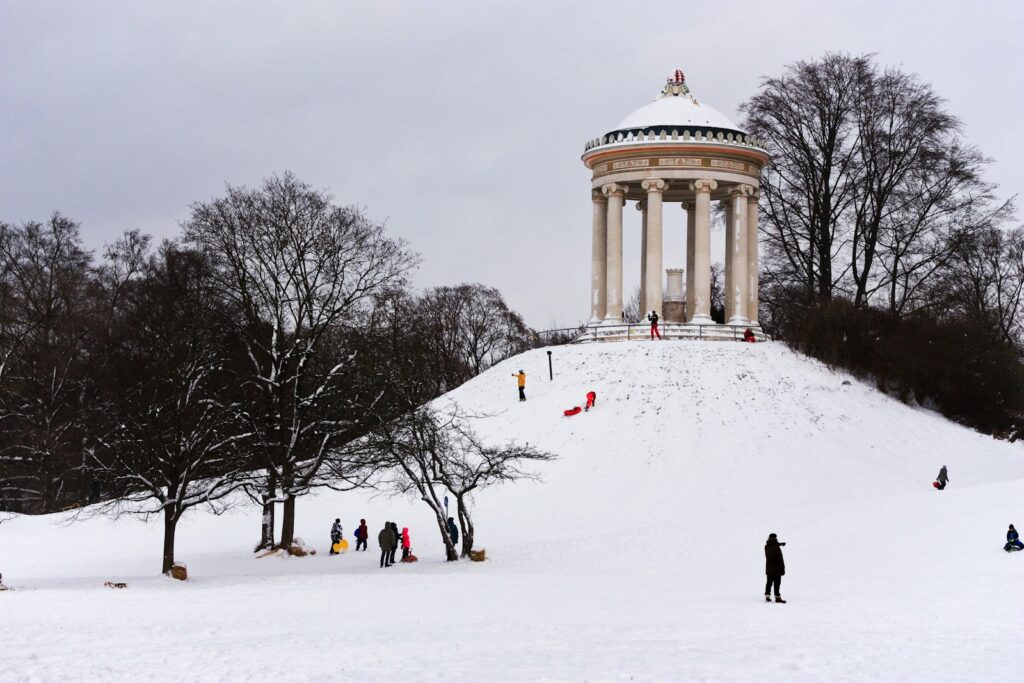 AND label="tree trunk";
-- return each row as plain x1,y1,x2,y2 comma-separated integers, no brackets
456,494,474,557
255,471,277,552
278,493,296,549
426,500,458,561
162,506,178,574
